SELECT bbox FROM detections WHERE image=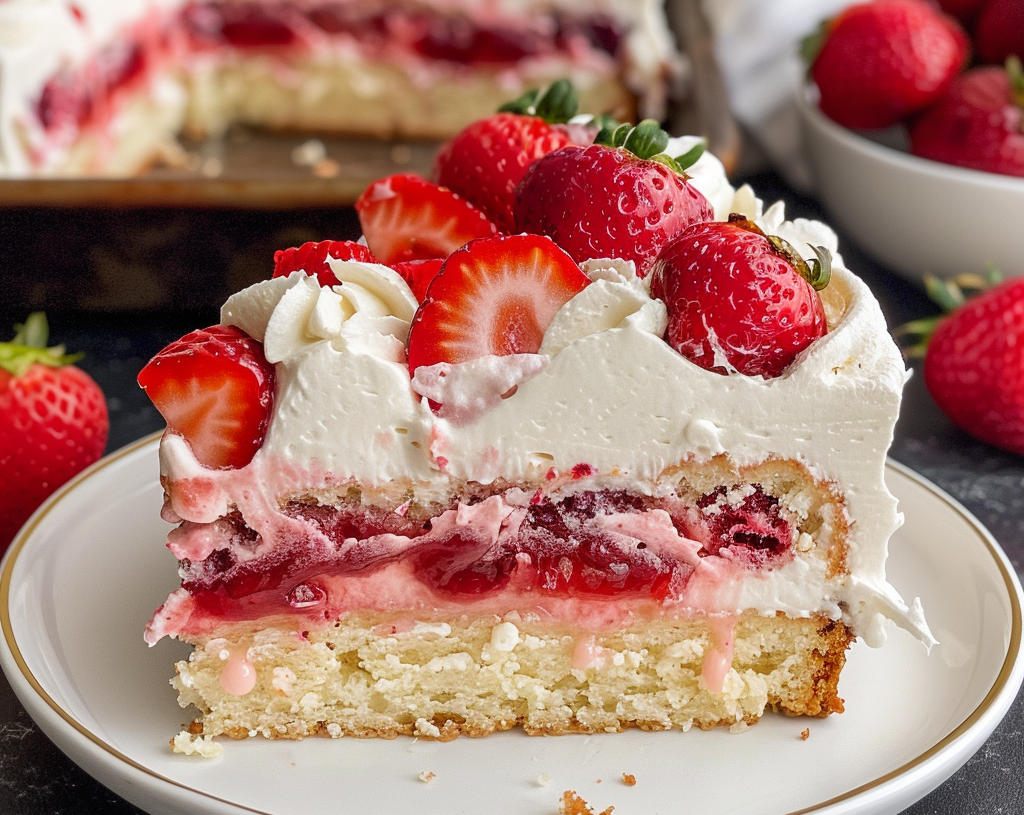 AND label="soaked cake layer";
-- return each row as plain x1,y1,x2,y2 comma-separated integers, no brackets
147,467,848,643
